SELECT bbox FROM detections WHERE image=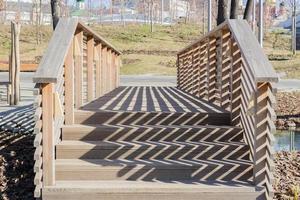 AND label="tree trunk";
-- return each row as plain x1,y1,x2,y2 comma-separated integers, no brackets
243,0,253,20
50,0,59,30
217,0,228,25
230,0,238,19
